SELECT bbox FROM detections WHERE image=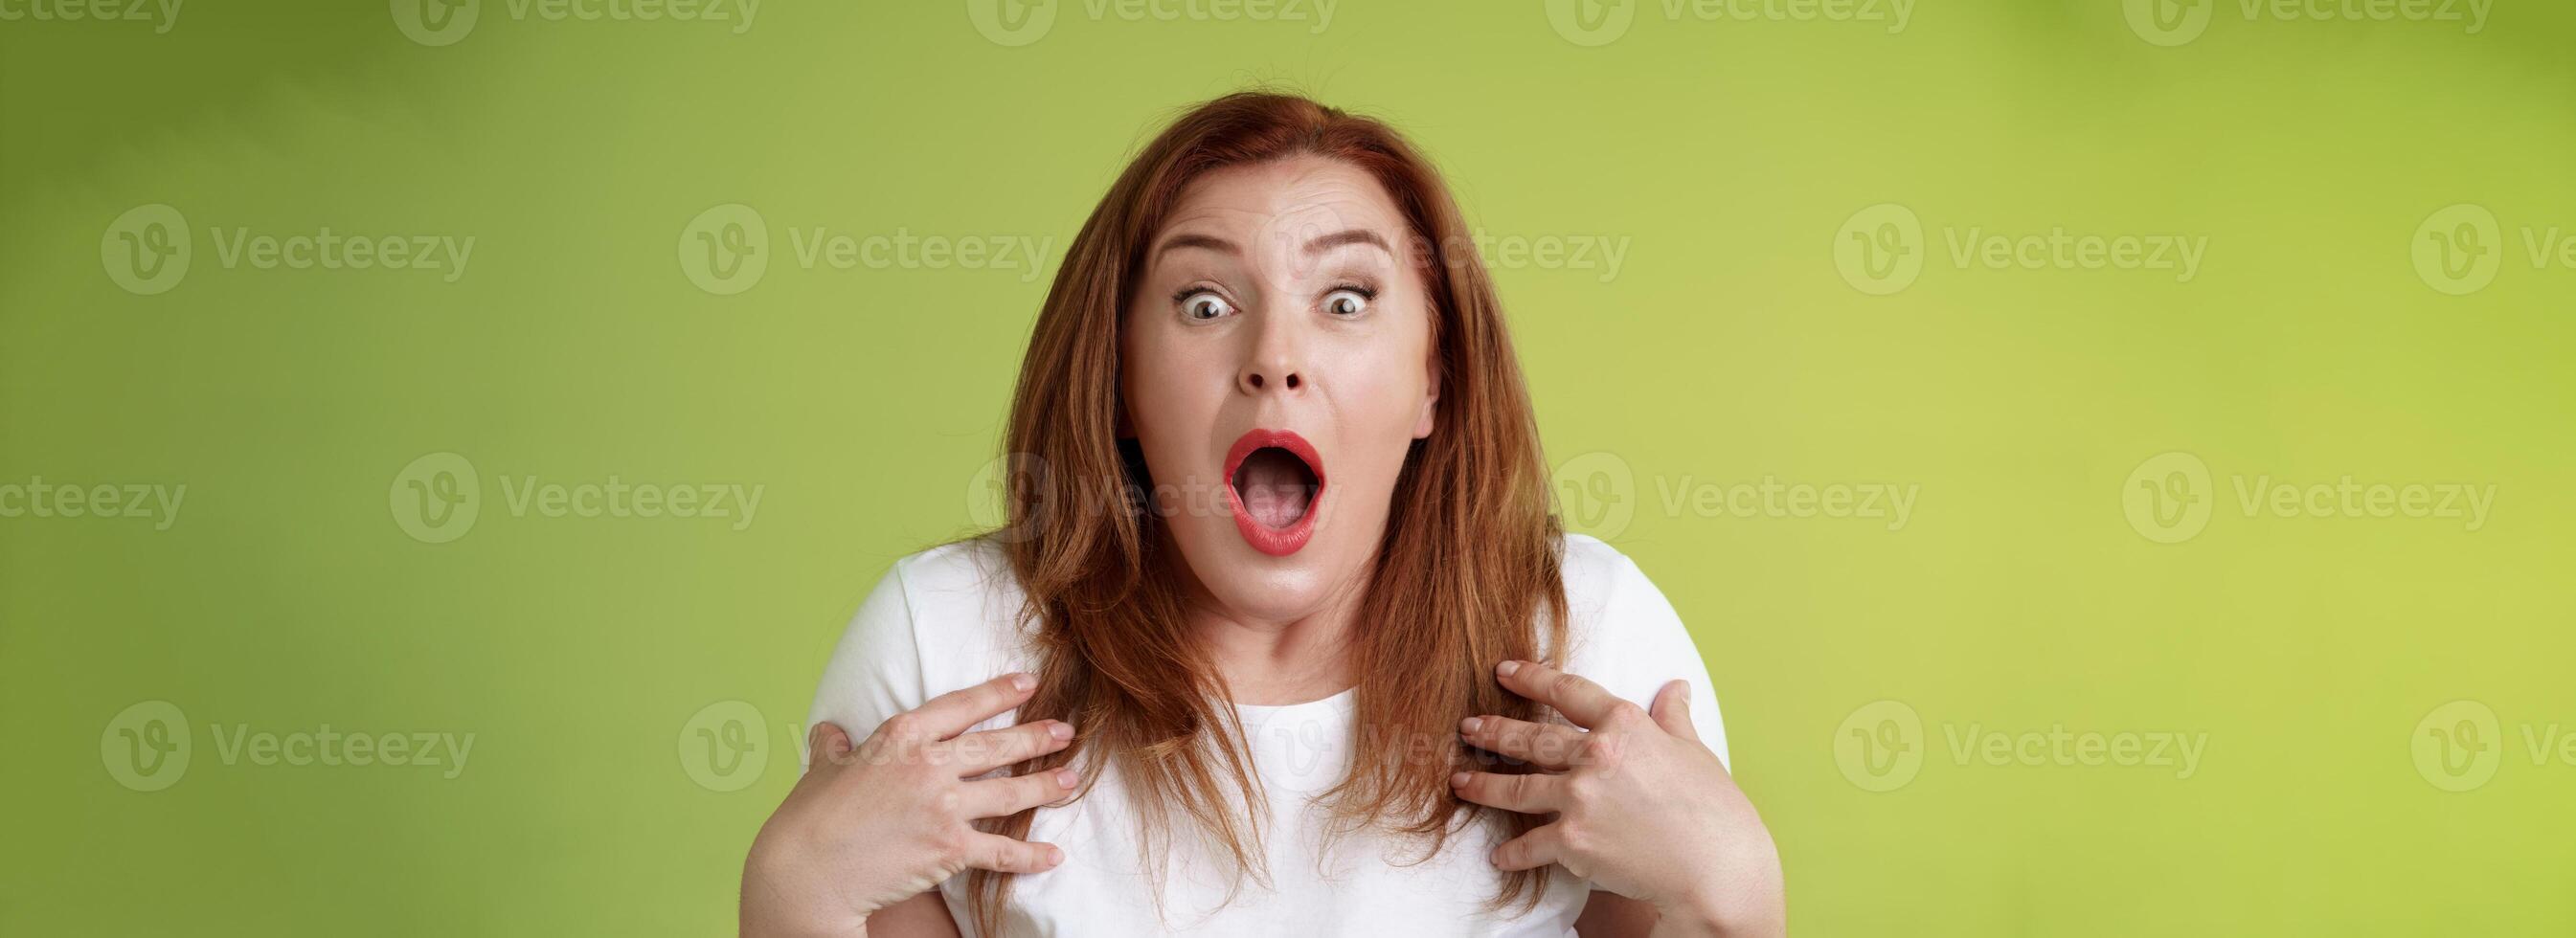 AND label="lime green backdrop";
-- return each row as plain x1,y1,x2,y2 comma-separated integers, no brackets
4,1,2571,935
